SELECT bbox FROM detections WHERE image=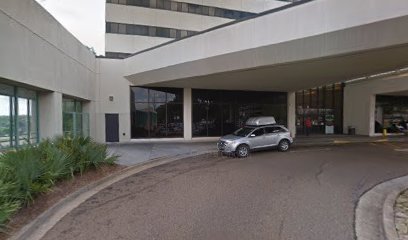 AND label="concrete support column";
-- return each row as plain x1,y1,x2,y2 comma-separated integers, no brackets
38,91,63,139
368,94,376,136
82,101,95,139
287,92,296,137
183,88,192,140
